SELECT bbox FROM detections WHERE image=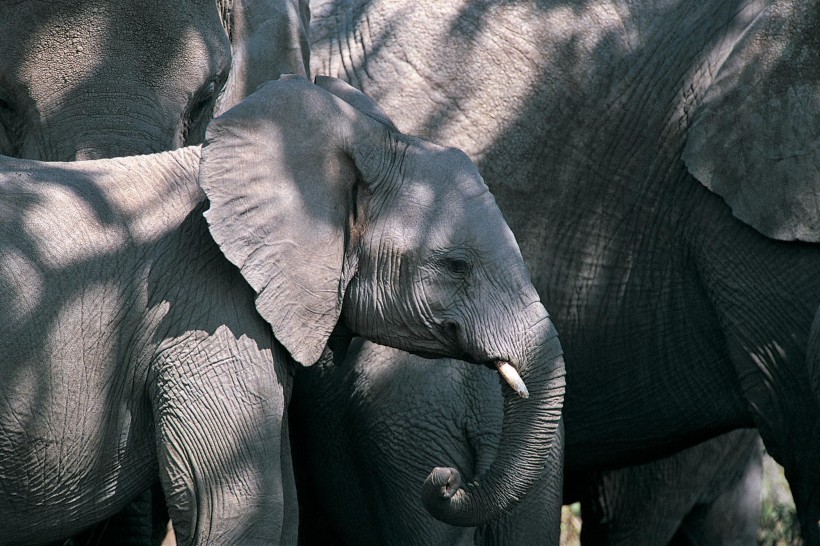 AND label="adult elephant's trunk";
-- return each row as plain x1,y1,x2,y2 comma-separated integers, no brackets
421,315,566,526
